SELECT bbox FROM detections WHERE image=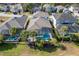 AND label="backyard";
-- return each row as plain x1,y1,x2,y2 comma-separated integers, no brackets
0,42,79,56
0,3,79,56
